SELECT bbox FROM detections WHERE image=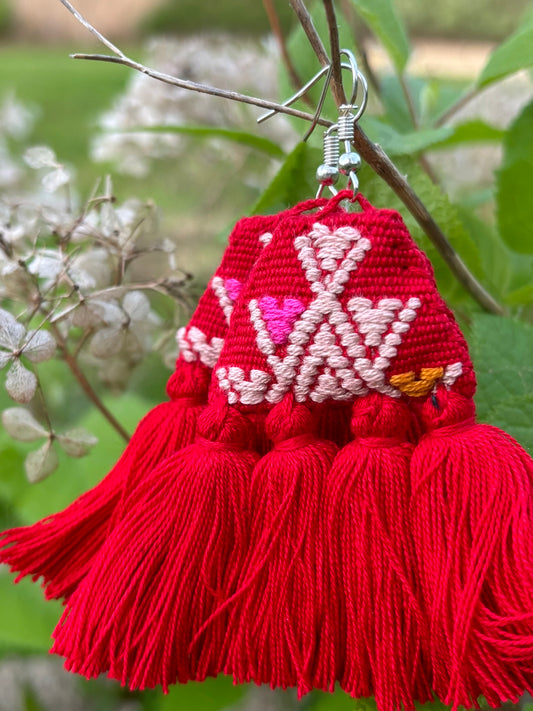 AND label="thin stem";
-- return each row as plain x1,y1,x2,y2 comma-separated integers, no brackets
323,0,345,104
398,73,439,184
262,0,305,95
435,85,480,127
71,53,330,128
49,322,131,442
